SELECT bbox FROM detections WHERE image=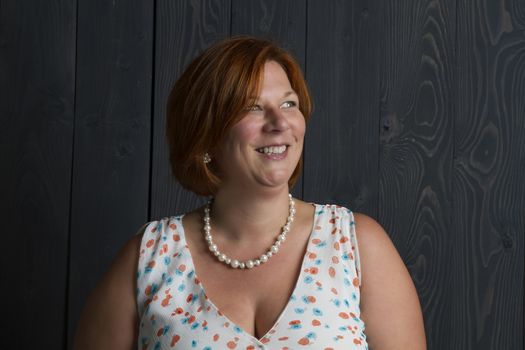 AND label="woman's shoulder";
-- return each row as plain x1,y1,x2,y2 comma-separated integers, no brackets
310,203,389,243
74,223,147,349
349,212,427,349
307,201,349,215
303,203,411,285
347,212,402,282
310,202,359,230
352,212,390,246
134,211,194,247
